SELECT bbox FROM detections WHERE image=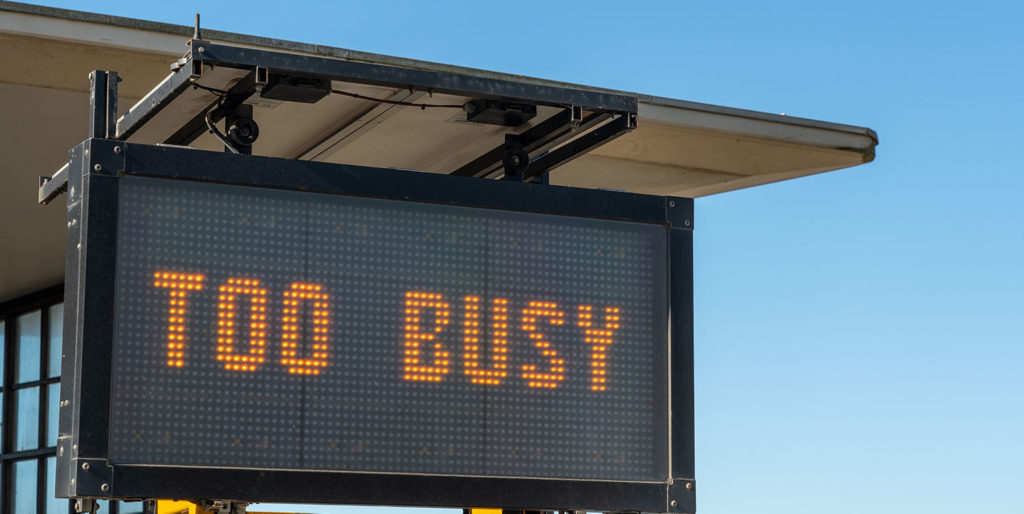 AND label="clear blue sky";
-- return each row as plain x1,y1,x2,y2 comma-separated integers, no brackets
33,1,1024,513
